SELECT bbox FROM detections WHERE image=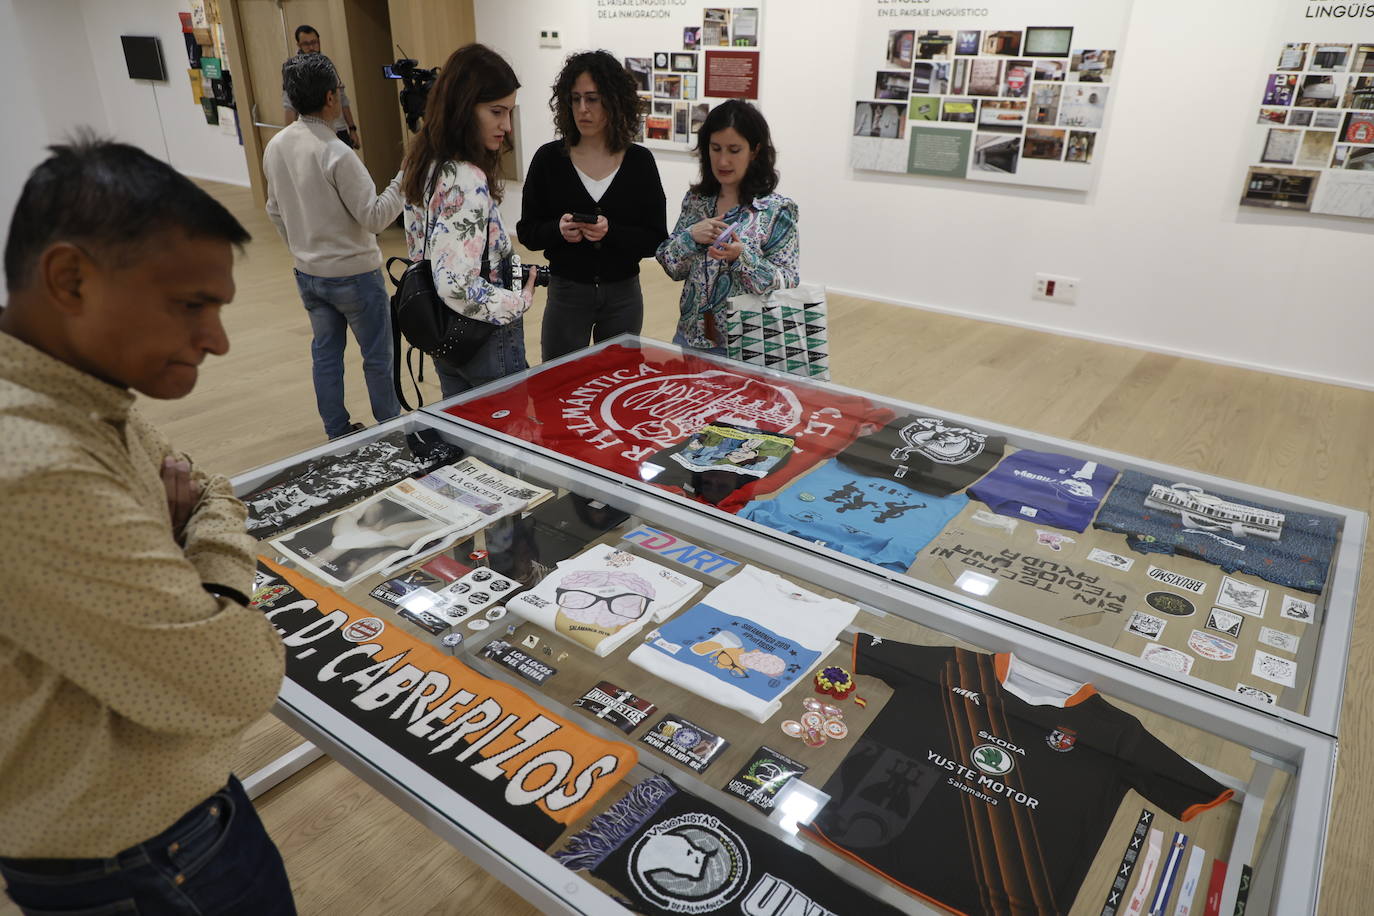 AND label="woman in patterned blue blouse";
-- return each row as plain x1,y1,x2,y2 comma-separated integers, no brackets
656,100,799,354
